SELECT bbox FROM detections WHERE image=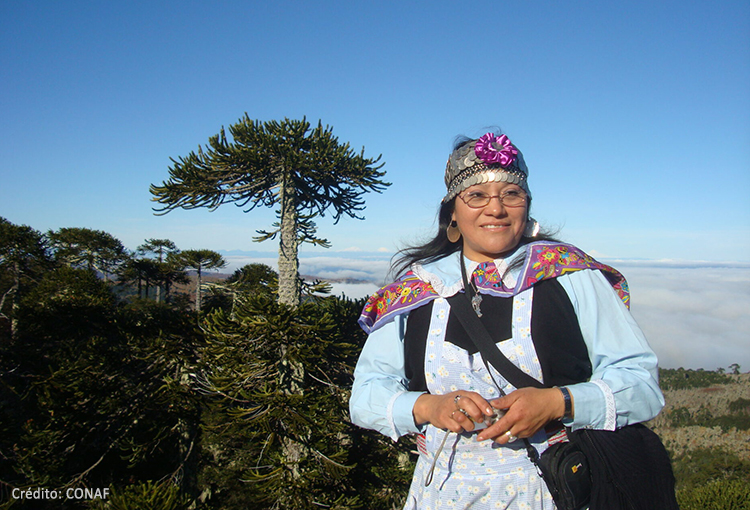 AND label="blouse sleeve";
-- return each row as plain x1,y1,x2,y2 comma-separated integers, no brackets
557,269,665,431
349,314,426,441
